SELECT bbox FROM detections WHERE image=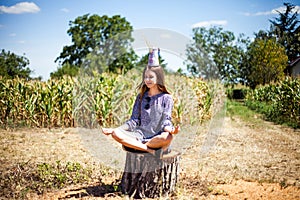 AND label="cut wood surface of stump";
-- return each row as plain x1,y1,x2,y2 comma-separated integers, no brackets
121,150,181,199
